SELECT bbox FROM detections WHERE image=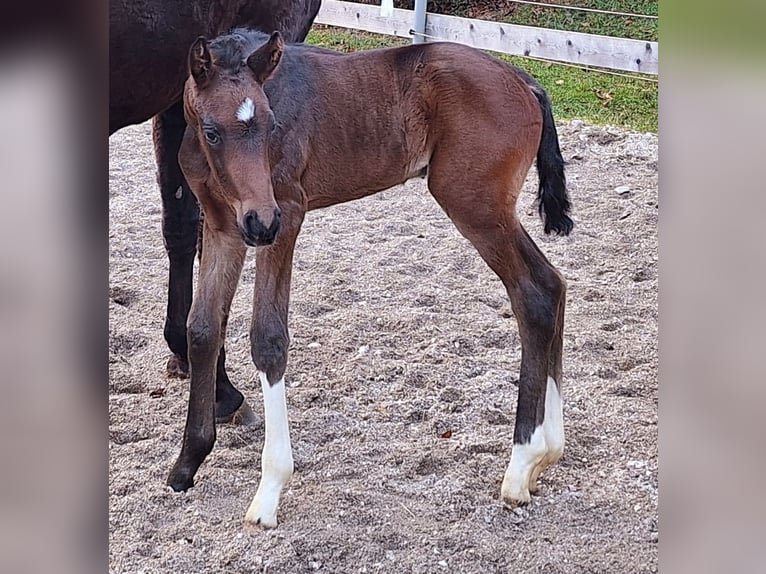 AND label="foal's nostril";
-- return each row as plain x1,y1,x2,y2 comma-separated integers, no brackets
244,210,258,233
